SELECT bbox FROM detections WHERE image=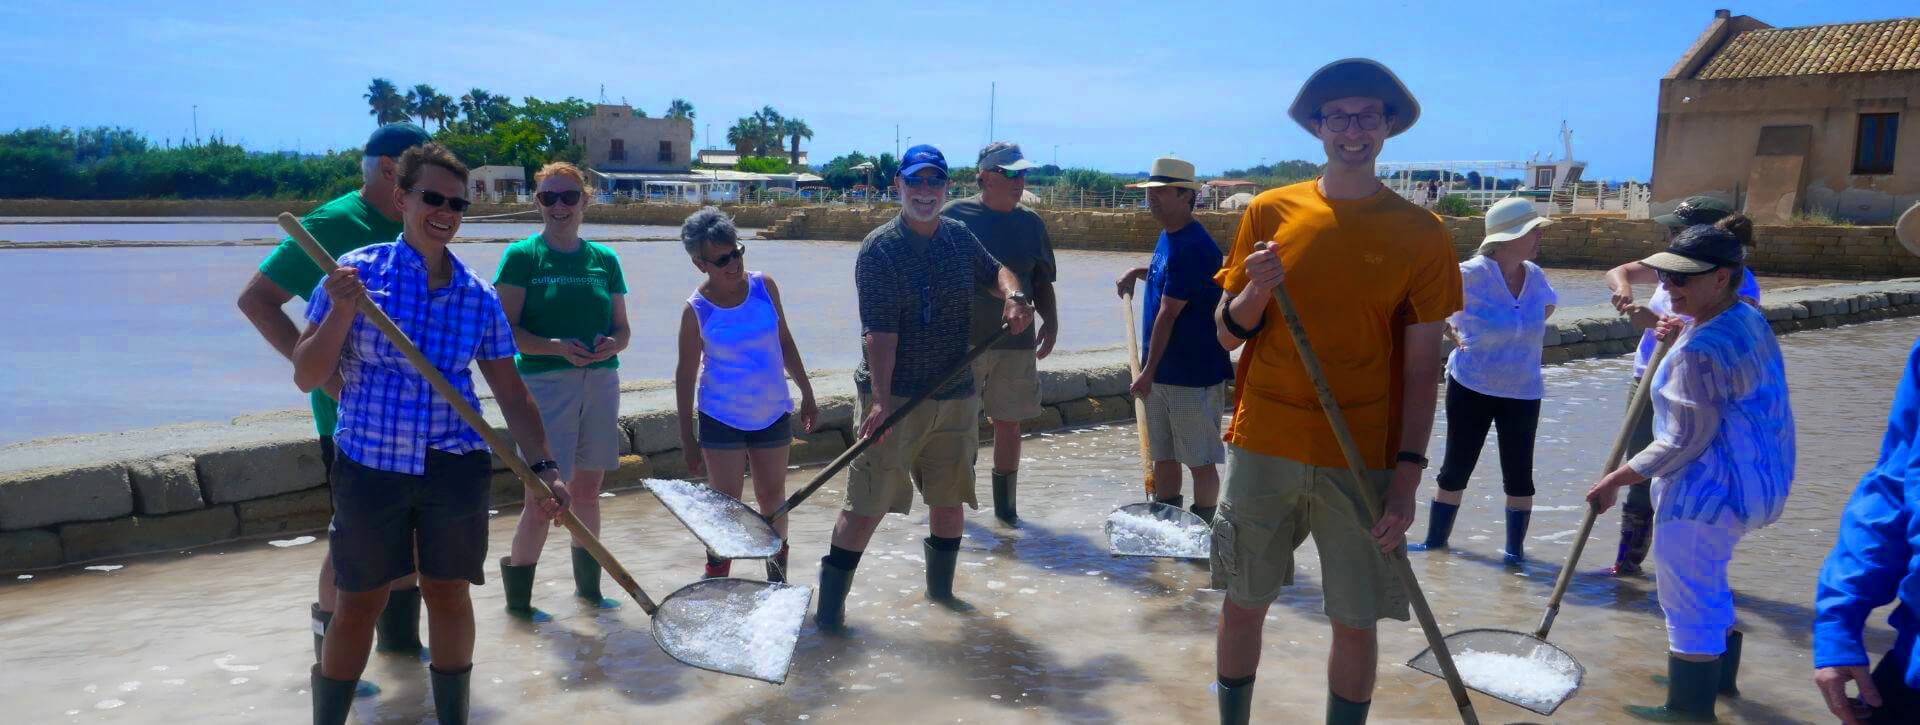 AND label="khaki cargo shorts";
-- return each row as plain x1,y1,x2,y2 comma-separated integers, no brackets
1210,445,1409,629
1145,382,1227,467
972,348,1044,422
844,389,981,517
